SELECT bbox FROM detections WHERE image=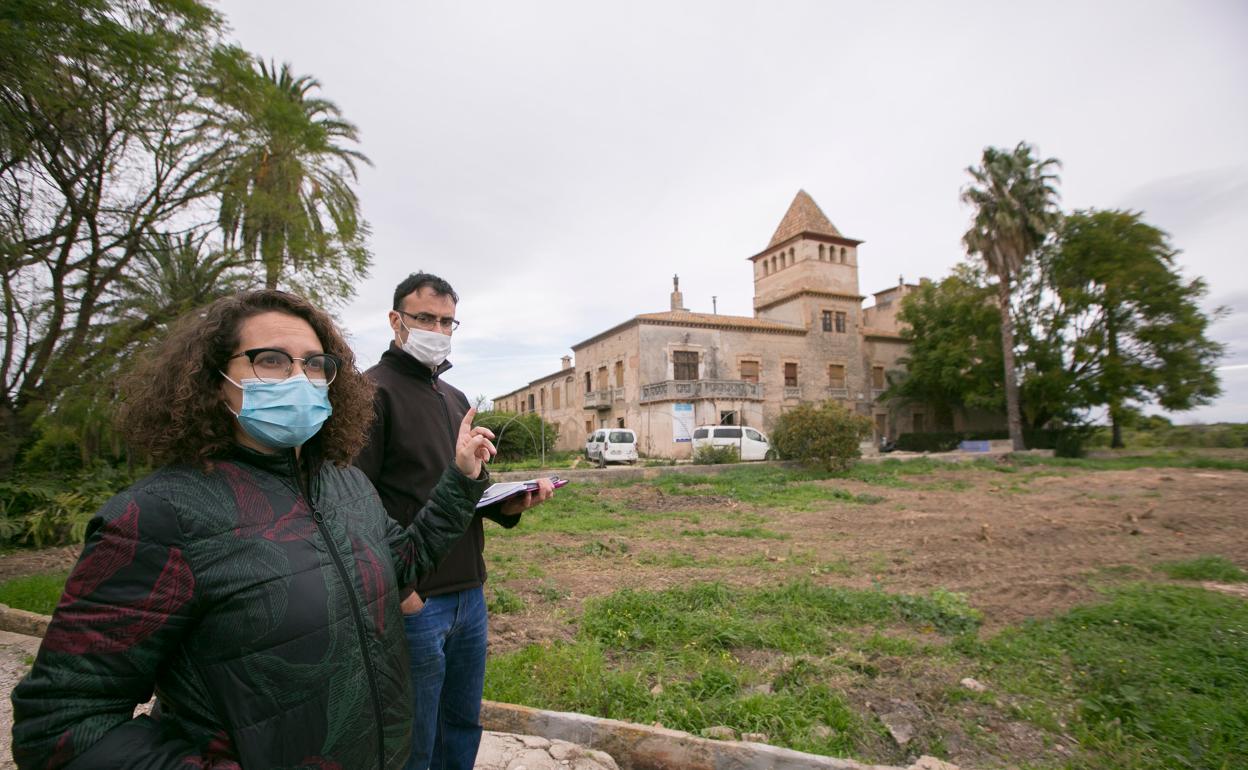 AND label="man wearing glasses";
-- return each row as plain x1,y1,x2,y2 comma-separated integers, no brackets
354,272,554,770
